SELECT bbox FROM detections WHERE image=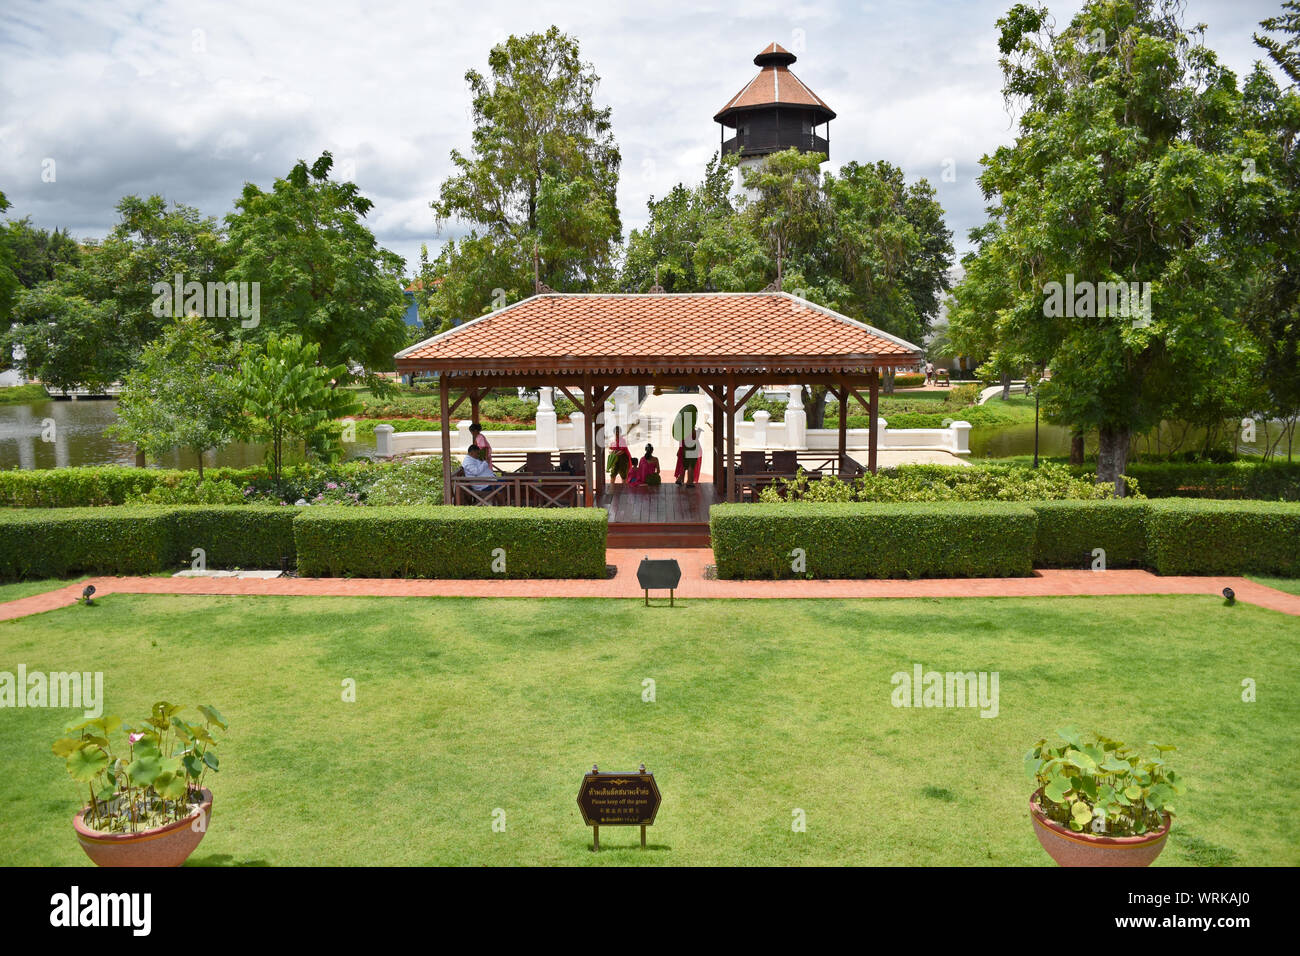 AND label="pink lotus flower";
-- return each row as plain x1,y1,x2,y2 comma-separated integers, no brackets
129,732,144,744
